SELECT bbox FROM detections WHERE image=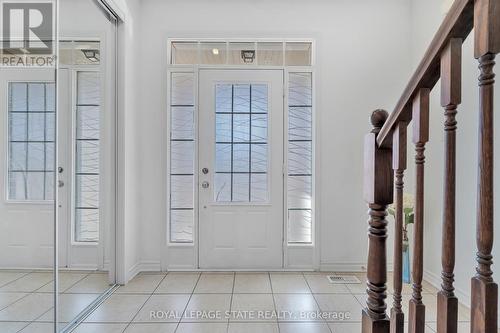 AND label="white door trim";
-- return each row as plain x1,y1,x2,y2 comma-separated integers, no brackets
163,66,318,272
